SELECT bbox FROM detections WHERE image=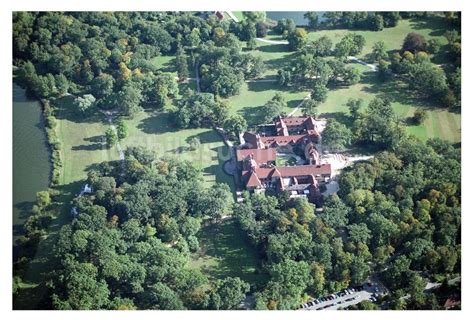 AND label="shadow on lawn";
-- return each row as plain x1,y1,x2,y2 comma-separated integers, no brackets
72,135,107,151
237,105,264,127
196,218,264,286
137,111,179,135
319,111,353,128
186,130,221,144
202,145,233,188
360,73,433,109
159,57,176,73
409,16,449,37
53,95,106,124
264,55,294,72
258,43,289,53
